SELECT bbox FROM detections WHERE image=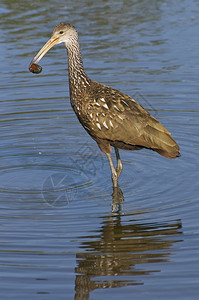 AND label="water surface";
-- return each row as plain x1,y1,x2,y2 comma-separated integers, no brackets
0,0,199,299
